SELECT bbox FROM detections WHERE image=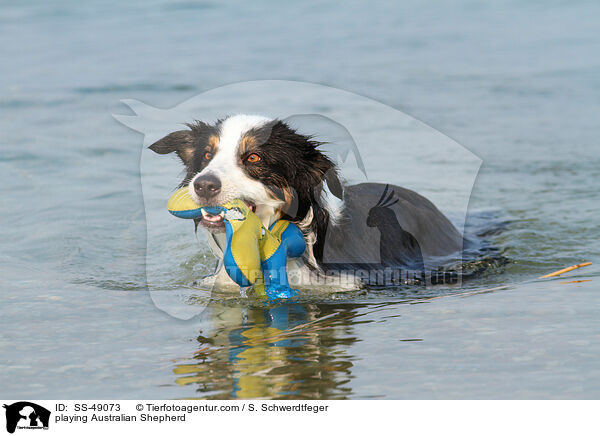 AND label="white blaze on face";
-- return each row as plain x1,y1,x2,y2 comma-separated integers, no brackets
188,114,284,226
